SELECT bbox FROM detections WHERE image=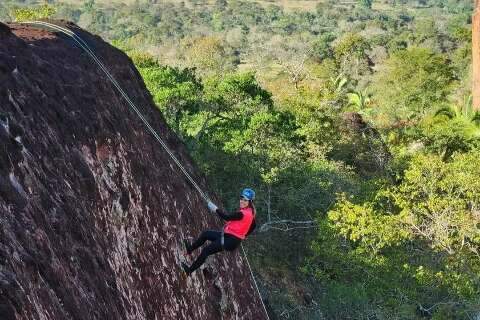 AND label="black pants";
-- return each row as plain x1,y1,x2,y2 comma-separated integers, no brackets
188,230,241,273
